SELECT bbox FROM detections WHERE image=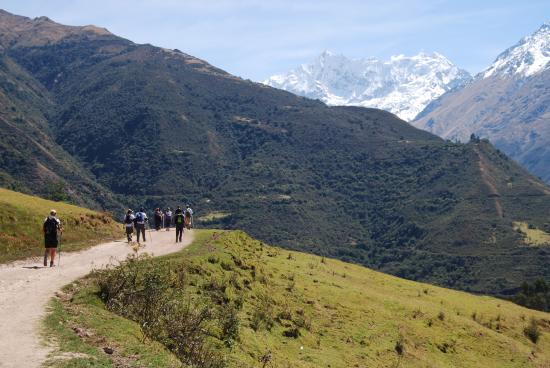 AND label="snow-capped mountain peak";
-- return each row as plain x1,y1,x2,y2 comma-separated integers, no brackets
263,51,471,121
482,22,550,79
